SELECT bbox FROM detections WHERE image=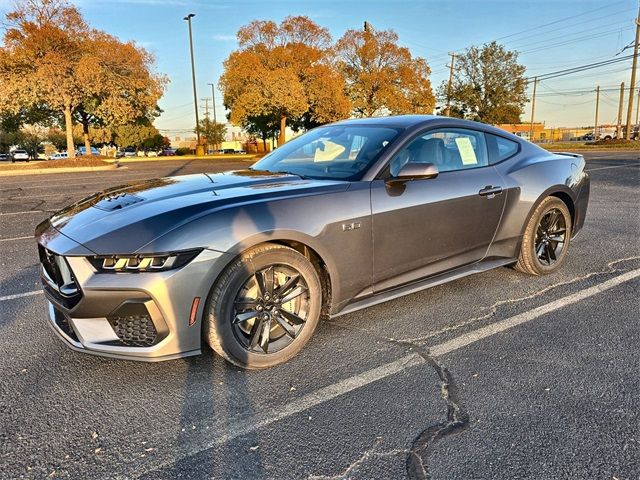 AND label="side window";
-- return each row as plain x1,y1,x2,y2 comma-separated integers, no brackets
389,128,489,176
487,134,519,164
